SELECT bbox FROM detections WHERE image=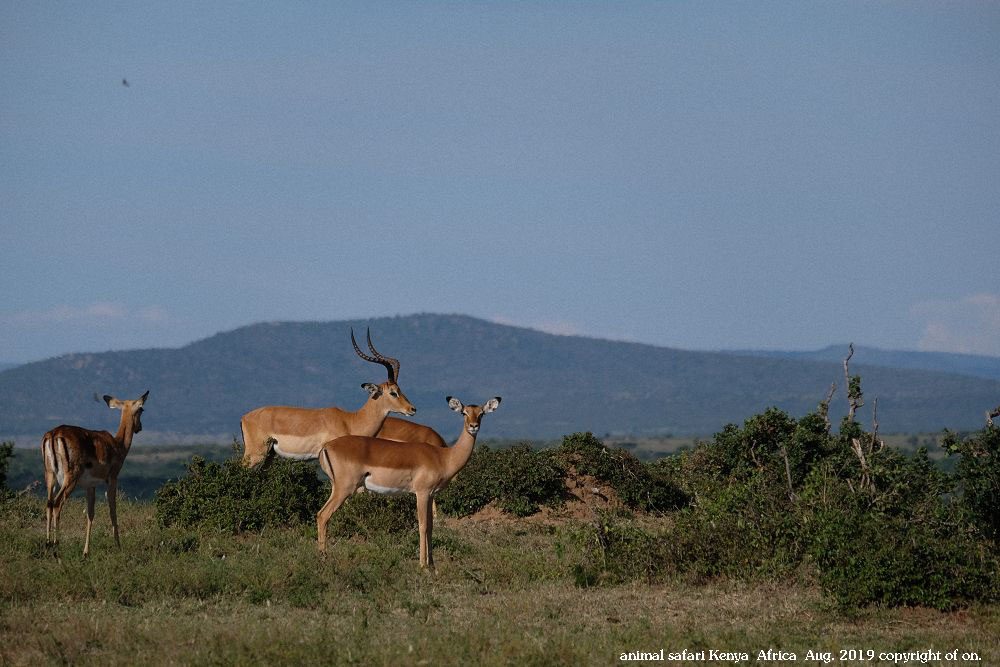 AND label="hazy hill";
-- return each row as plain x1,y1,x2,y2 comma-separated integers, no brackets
0,363,18,373
1,314,998,440
731,345,1000,383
